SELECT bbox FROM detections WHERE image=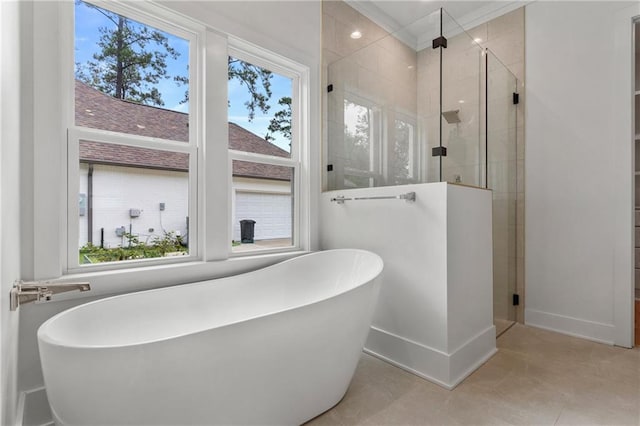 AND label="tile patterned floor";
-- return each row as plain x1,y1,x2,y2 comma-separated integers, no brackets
307,324,640,425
